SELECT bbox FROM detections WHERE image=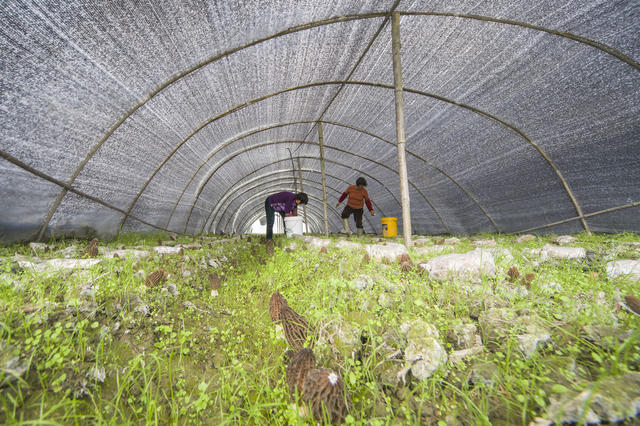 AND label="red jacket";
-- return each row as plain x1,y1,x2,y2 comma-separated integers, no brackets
339,185,373,211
